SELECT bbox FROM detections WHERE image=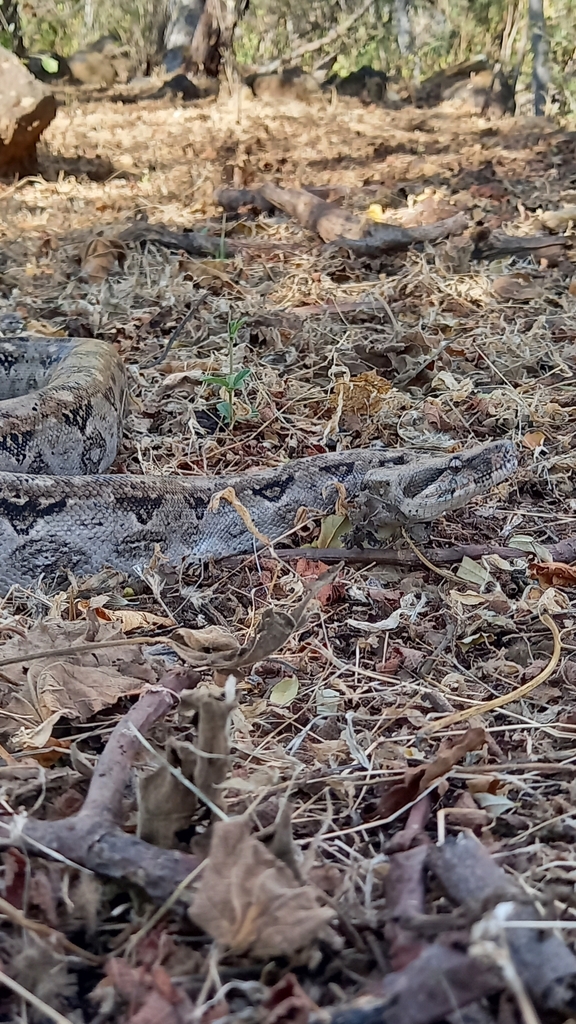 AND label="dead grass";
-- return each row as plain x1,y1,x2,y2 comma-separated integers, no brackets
0,85,576,1021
